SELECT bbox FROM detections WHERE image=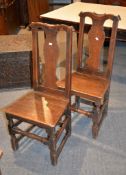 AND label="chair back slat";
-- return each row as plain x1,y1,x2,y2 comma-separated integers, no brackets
43,28,59,88
87,15,105,71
